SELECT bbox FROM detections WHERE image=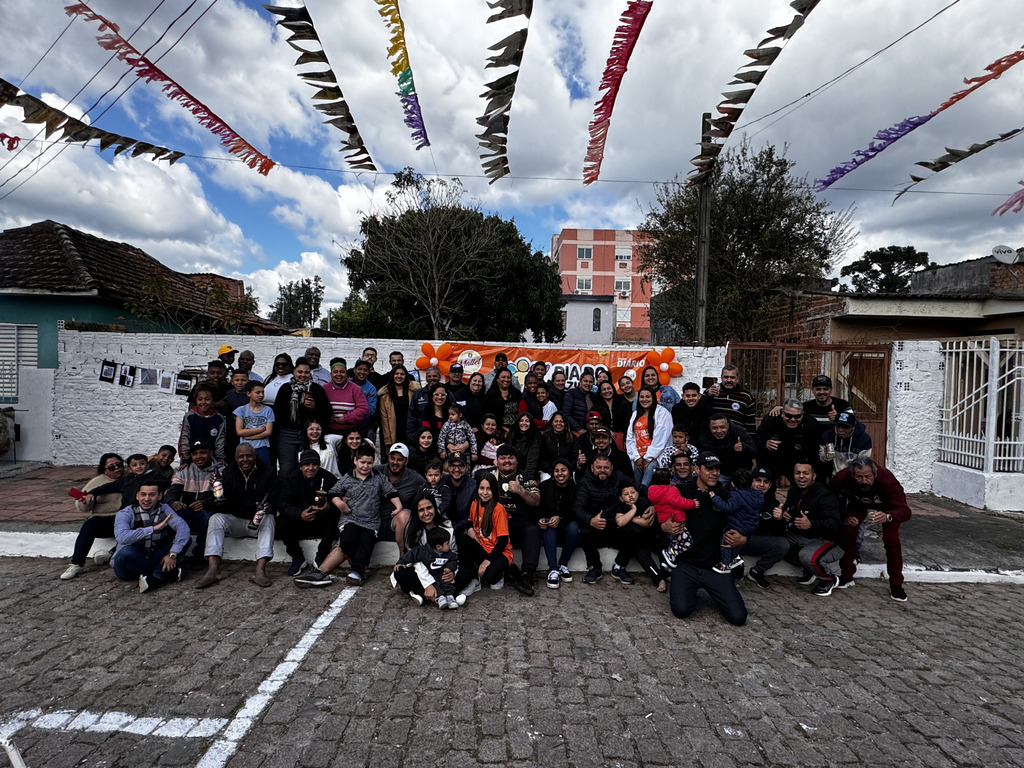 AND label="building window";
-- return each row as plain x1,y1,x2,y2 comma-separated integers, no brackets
616,308,631,324
593,308,602,332
560,310,567,332
0,324,38,403
615,247,632,261
614,278,631,294
576,277,592,292
577,246,592,260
